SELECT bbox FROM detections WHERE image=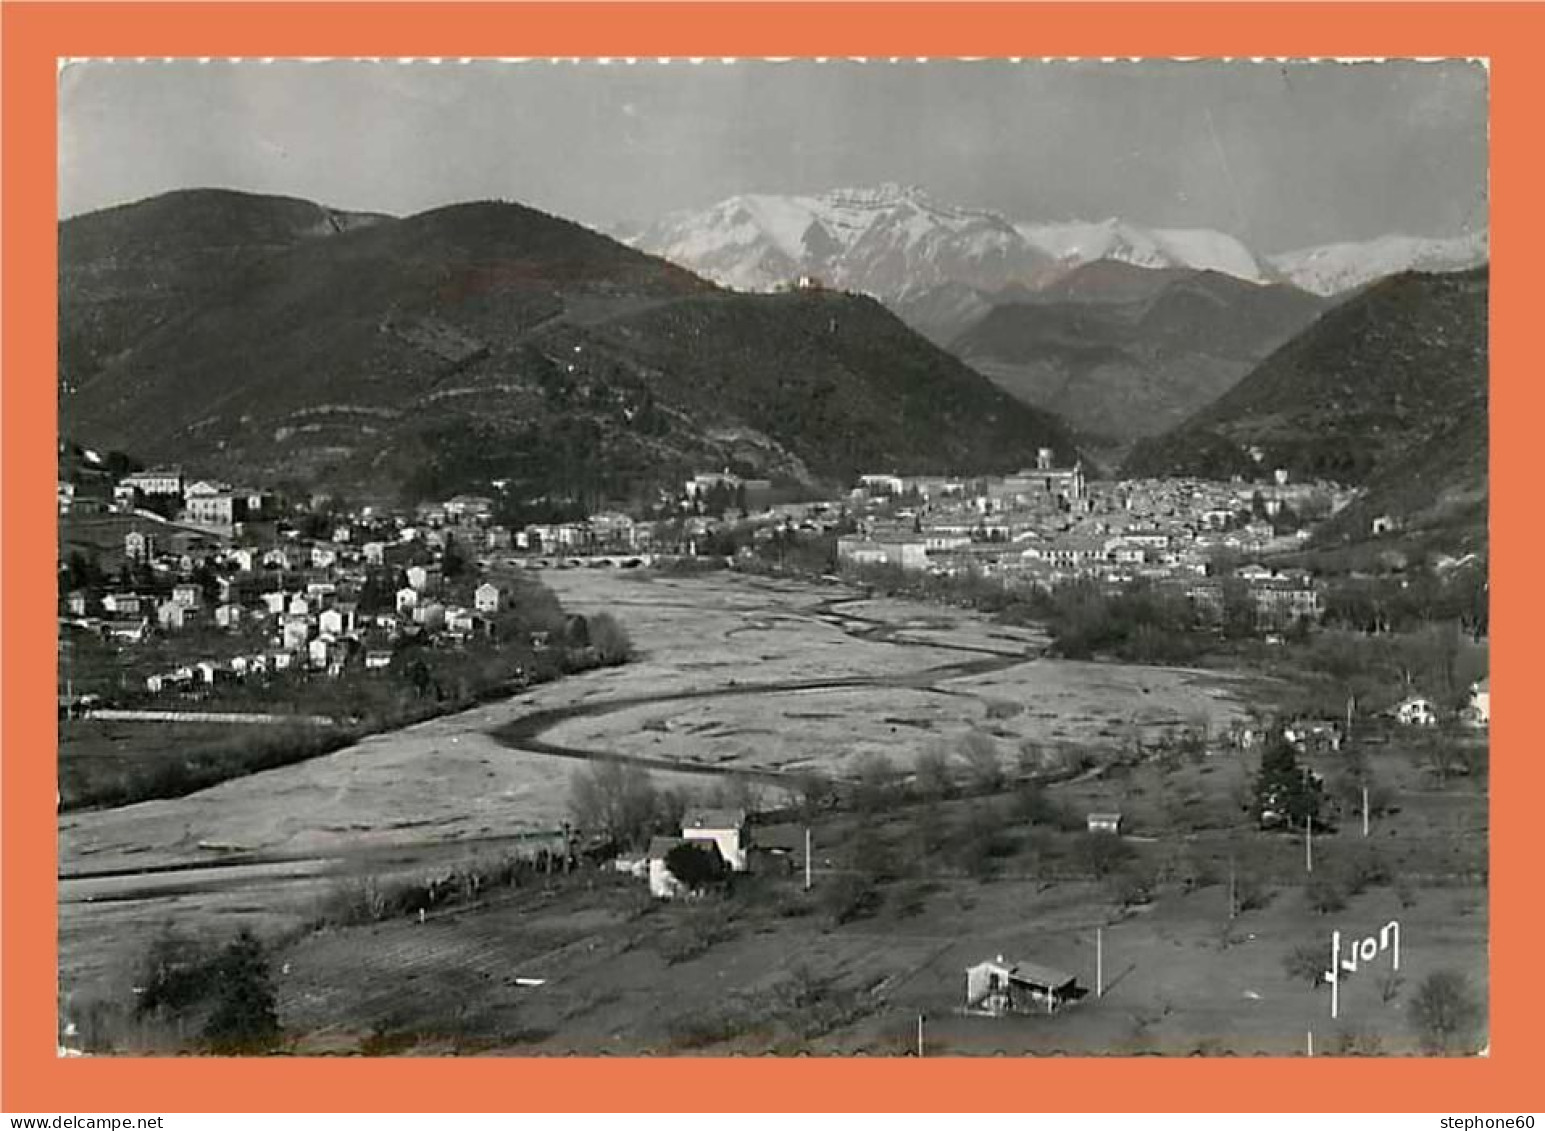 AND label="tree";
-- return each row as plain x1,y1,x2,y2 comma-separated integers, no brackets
853,752,900,813
202,929,281,1054
957,731,1004,793
568,761,659,847
588,612,634,665
1221,577,1257,639
664,841,727,890
1253,735,1323,830
792,769,835,819
1409,969,1485,1054
134,926,219,1020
